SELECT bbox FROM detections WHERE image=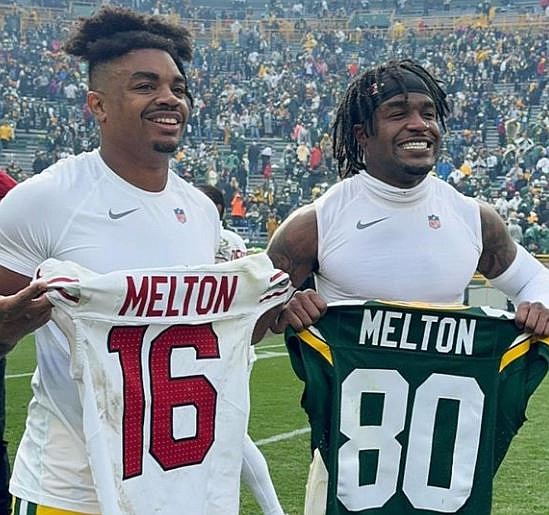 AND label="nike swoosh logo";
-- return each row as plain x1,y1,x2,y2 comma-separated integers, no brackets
108,208,140,220
356,217,389,230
